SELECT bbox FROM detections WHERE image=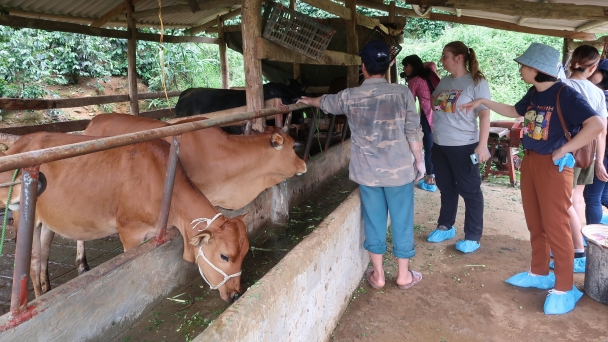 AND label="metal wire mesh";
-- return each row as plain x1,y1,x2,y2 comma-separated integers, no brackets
263,2,335,60
361,26,402,63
